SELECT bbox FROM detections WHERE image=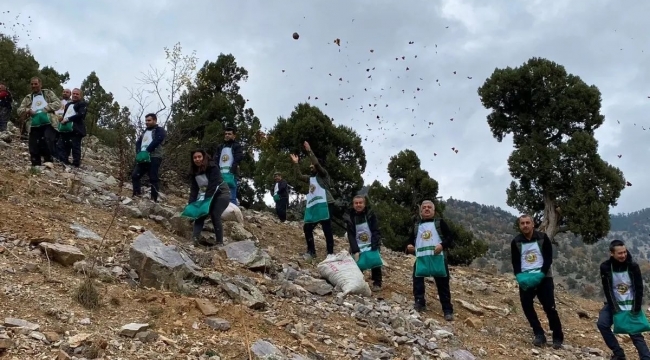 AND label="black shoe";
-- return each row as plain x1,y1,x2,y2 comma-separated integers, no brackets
610,353,627,360
444,313,454,322
414,302,426,312
371,284,382,292
533,334,547,347
552,339,563,349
